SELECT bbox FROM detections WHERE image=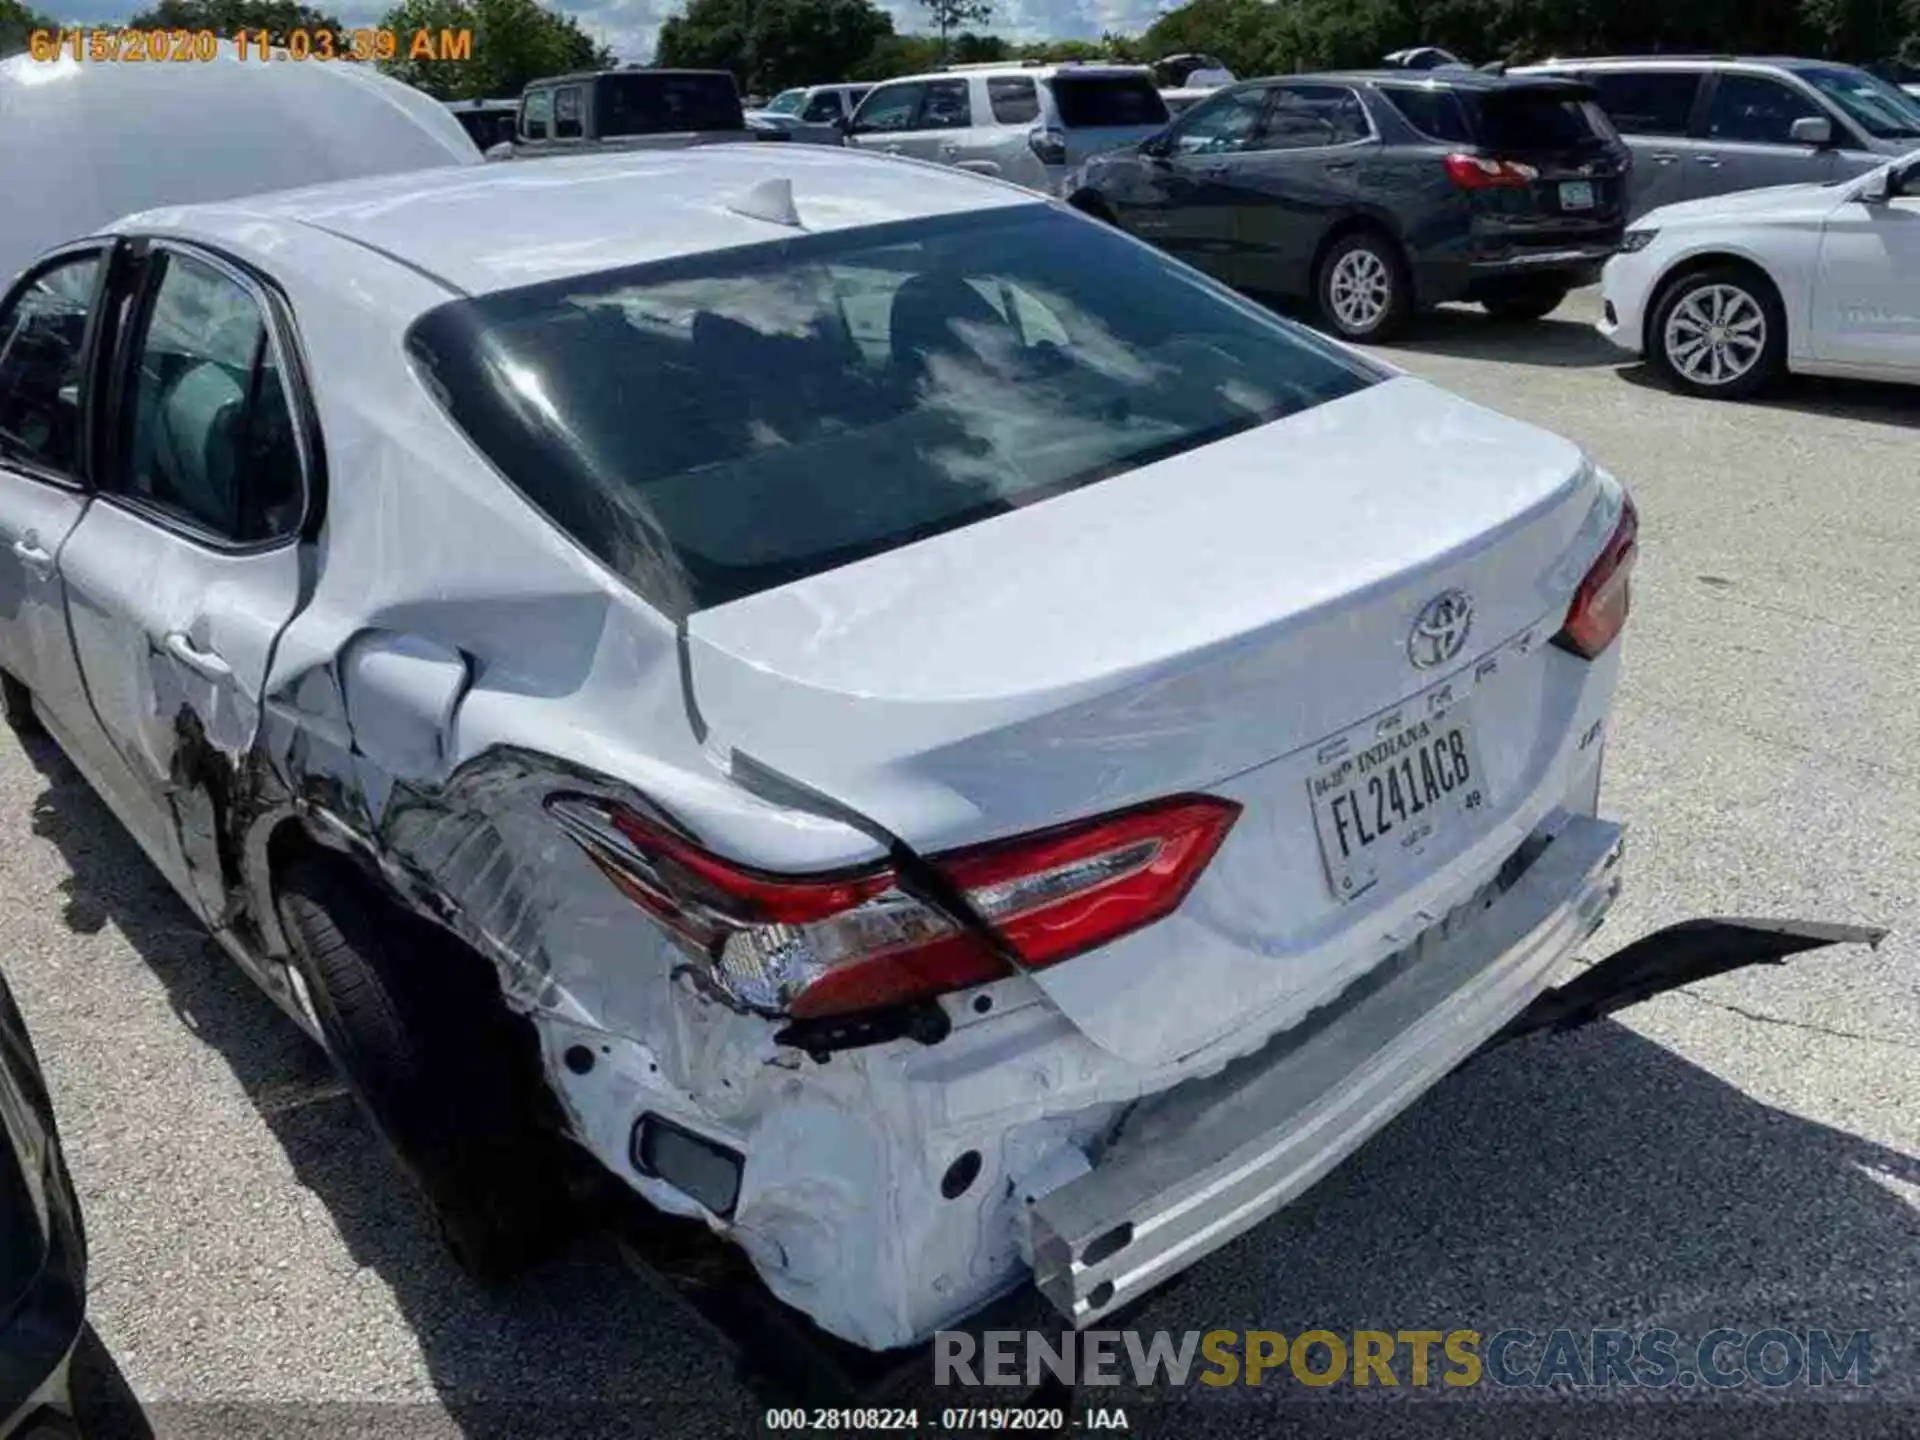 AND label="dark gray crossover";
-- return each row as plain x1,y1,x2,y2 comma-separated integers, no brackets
1067,69,1632,339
